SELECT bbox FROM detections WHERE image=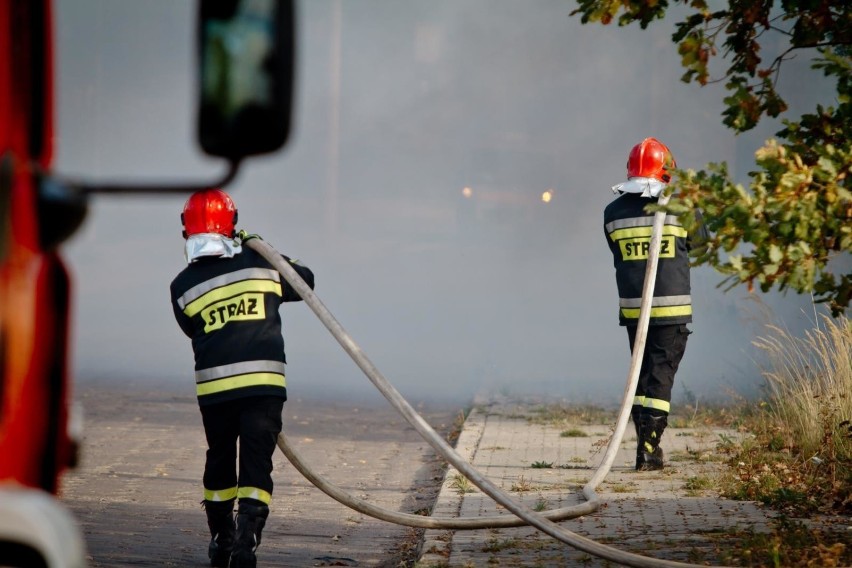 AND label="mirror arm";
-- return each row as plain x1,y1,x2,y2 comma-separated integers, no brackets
76,158,241,196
